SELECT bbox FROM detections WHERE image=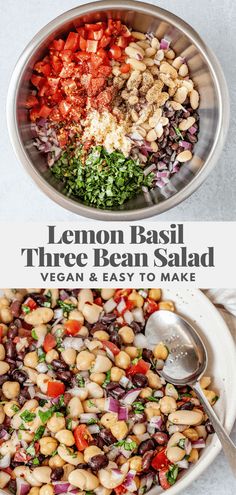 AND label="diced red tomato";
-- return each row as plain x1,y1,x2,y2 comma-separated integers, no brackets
102,340,120,356
60,49,73,62
94,297,103,306
87,29,104,41
59,99,72,118
99,35,111,48
64,32,79,52
51,56,63,74
43,333,57,352
22,297,37,312
14,451,31,463
47,381,65,398
74,425,93,451
151,449,170,471
114,485,127,495
52,39,65,51
79,36,87,51
86,40,98,52
158,468,171,490
59,62,75,78
76,27,86,37
31,74,46,89
0,325,4,343
34,61,51,76
49,107,62,122
64,320,82,336
88,77,106,96
39,104,52,118
109,44,122,59
25,95,39,108
120,63,131,73
116,36,128,48
114,289,132,302
127,359,150,377
145,298,159,315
